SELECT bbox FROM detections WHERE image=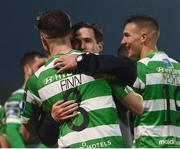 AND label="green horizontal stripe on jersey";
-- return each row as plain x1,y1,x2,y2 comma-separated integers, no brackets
134,135,180,148
59,107,119,136
134,110,180,126
8,93,24,101
137,61,180,86
69,136,123,148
